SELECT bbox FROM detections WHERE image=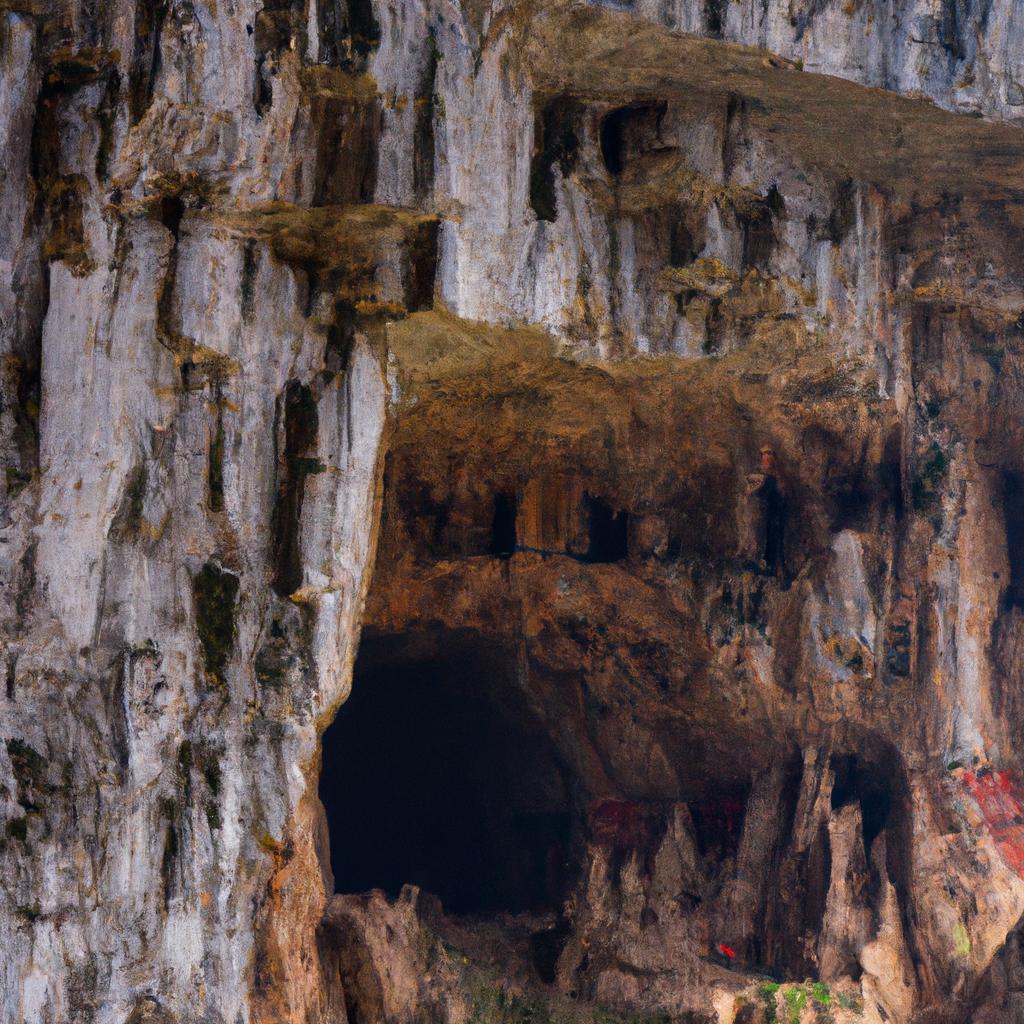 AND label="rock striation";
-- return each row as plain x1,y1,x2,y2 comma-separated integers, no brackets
6,1,1024,1023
